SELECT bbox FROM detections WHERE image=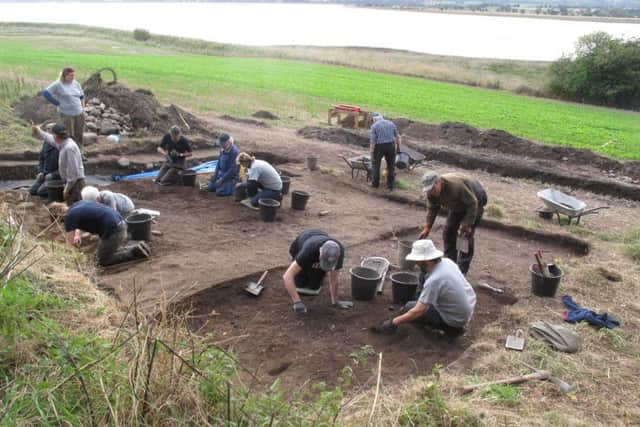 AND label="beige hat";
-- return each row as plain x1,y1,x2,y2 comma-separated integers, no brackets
421,172,440,193
405,239,443,262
